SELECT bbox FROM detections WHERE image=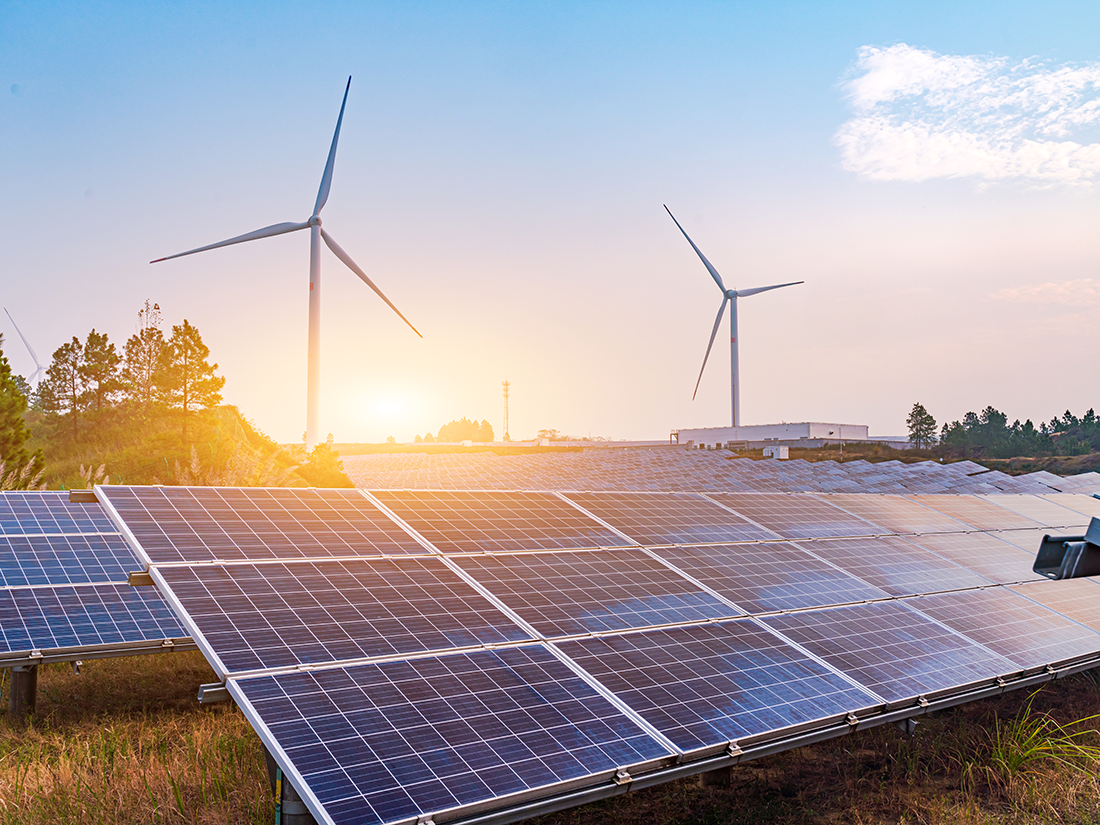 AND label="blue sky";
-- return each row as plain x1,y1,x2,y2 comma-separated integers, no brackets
4,1,1100,442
